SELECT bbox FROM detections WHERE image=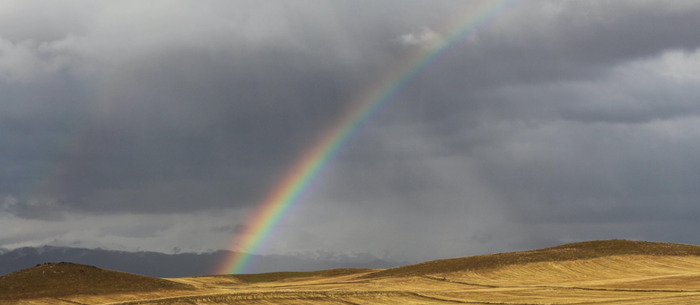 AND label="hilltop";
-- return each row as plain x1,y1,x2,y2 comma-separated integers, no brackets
365,239,700,278
0,262,192,300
